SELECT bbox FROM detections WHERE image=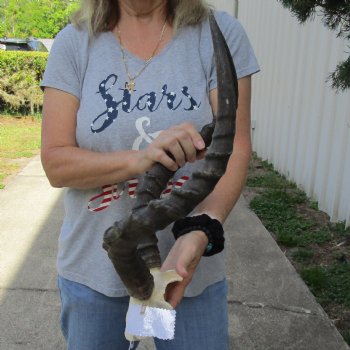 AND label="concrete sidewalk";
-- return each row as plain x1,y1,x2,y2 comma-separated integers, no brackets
0,156,348,350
